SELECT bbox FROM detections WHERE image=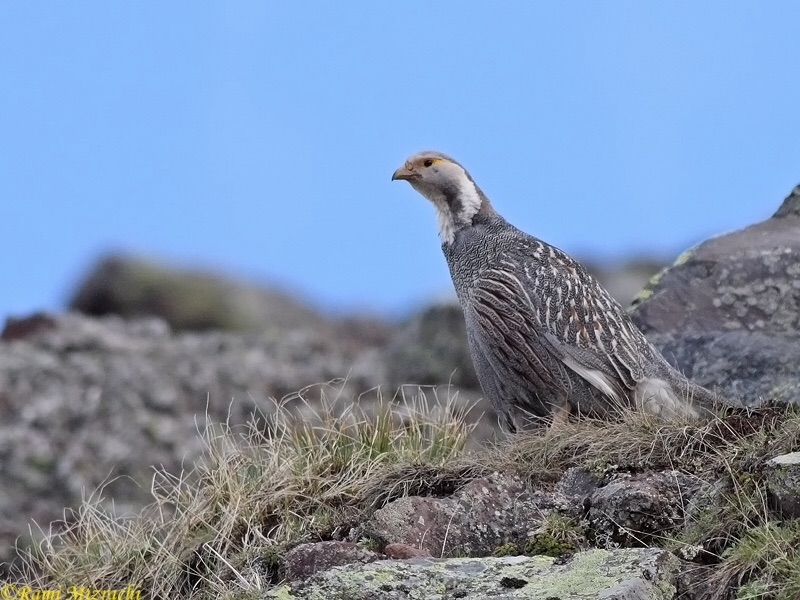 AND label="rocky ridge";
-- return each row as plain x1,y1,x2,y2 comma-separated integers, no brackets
630,185,800,405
